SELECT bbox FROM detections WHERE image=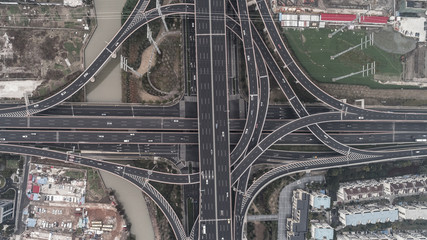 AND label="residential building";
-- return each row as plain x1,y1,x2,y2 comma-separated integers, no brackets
337,179,384,202
383,175,427,196
286,189,309,240
0,199,14,223
339,205,399,226
310,192,331,210
337,175,427,202
395,232,427,240
406,0,427,10
337,233,394,240
398,204,427,220
310,222,334,240
338,232,427,240
64,0,82,7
